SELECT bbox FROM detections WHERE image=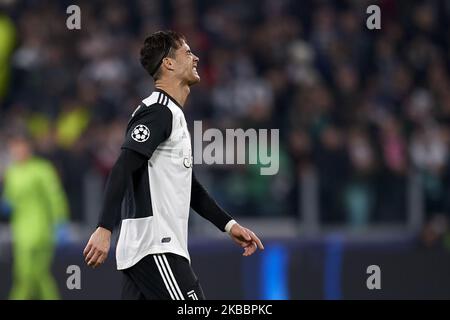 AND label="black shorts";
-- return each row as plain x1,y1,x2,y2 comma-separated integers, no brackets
121,253,205,300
